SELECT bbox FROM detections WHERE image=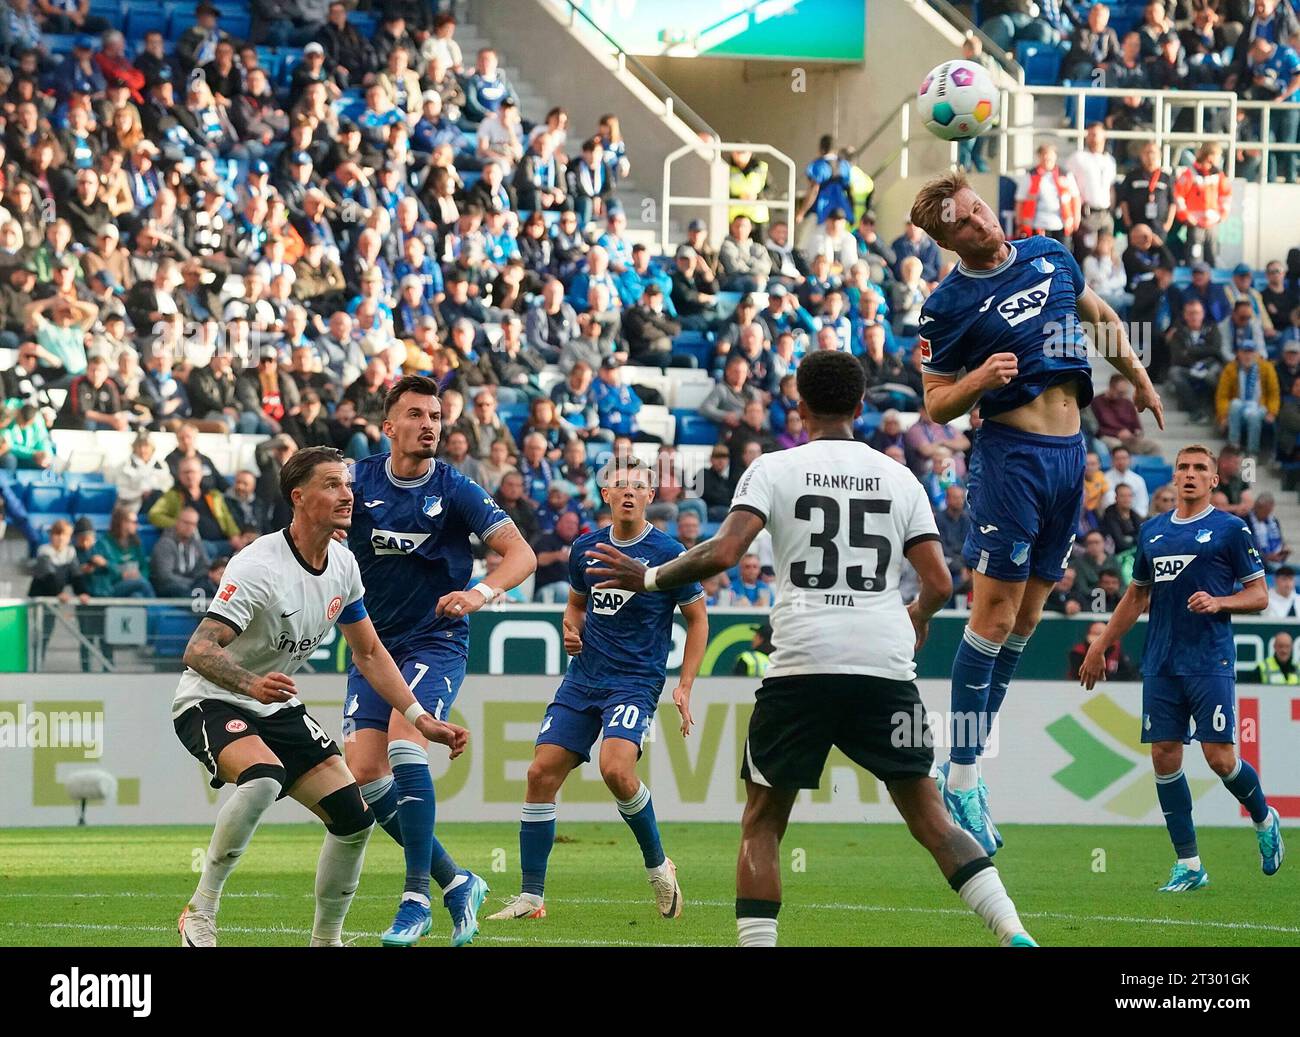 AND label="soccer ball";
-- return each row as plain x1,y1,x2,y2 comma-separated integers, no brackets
917,59,998,142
